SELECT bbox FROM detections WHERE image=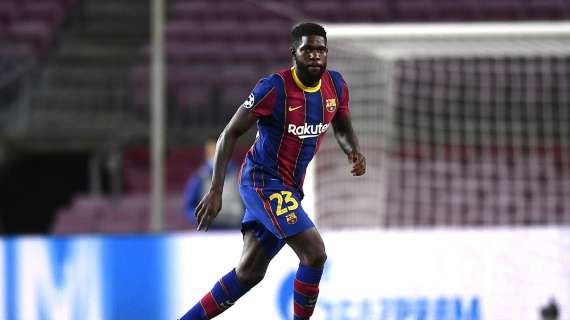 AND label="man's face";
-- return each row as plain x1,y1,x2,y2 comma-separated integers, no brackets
292,35,328,80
